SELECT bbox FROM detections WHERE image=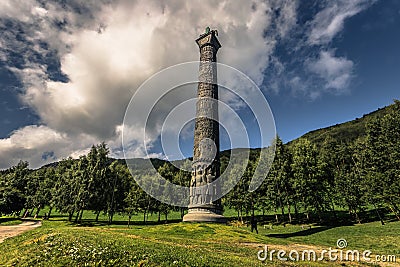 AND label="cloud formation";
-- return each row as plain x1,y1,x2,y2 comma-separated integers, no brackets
307,50,354,93
0,125,98,168
0,0,296,168
308,0,377,45
0,0,377,168
265,0,376,99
